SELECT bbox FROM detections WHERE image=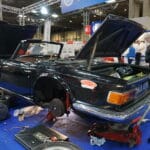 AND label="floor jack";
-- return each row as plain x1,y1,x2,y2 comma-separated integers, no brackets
88,103,150,147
